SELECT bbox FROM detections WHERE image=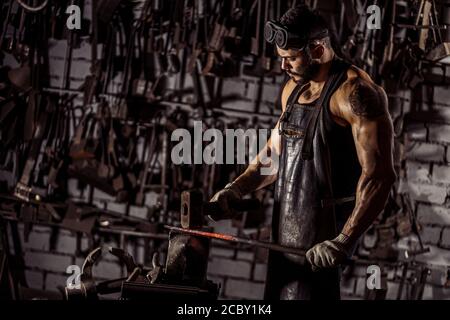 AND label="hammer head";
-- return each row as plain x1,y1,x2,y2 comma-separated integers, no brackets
180,190,204,229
